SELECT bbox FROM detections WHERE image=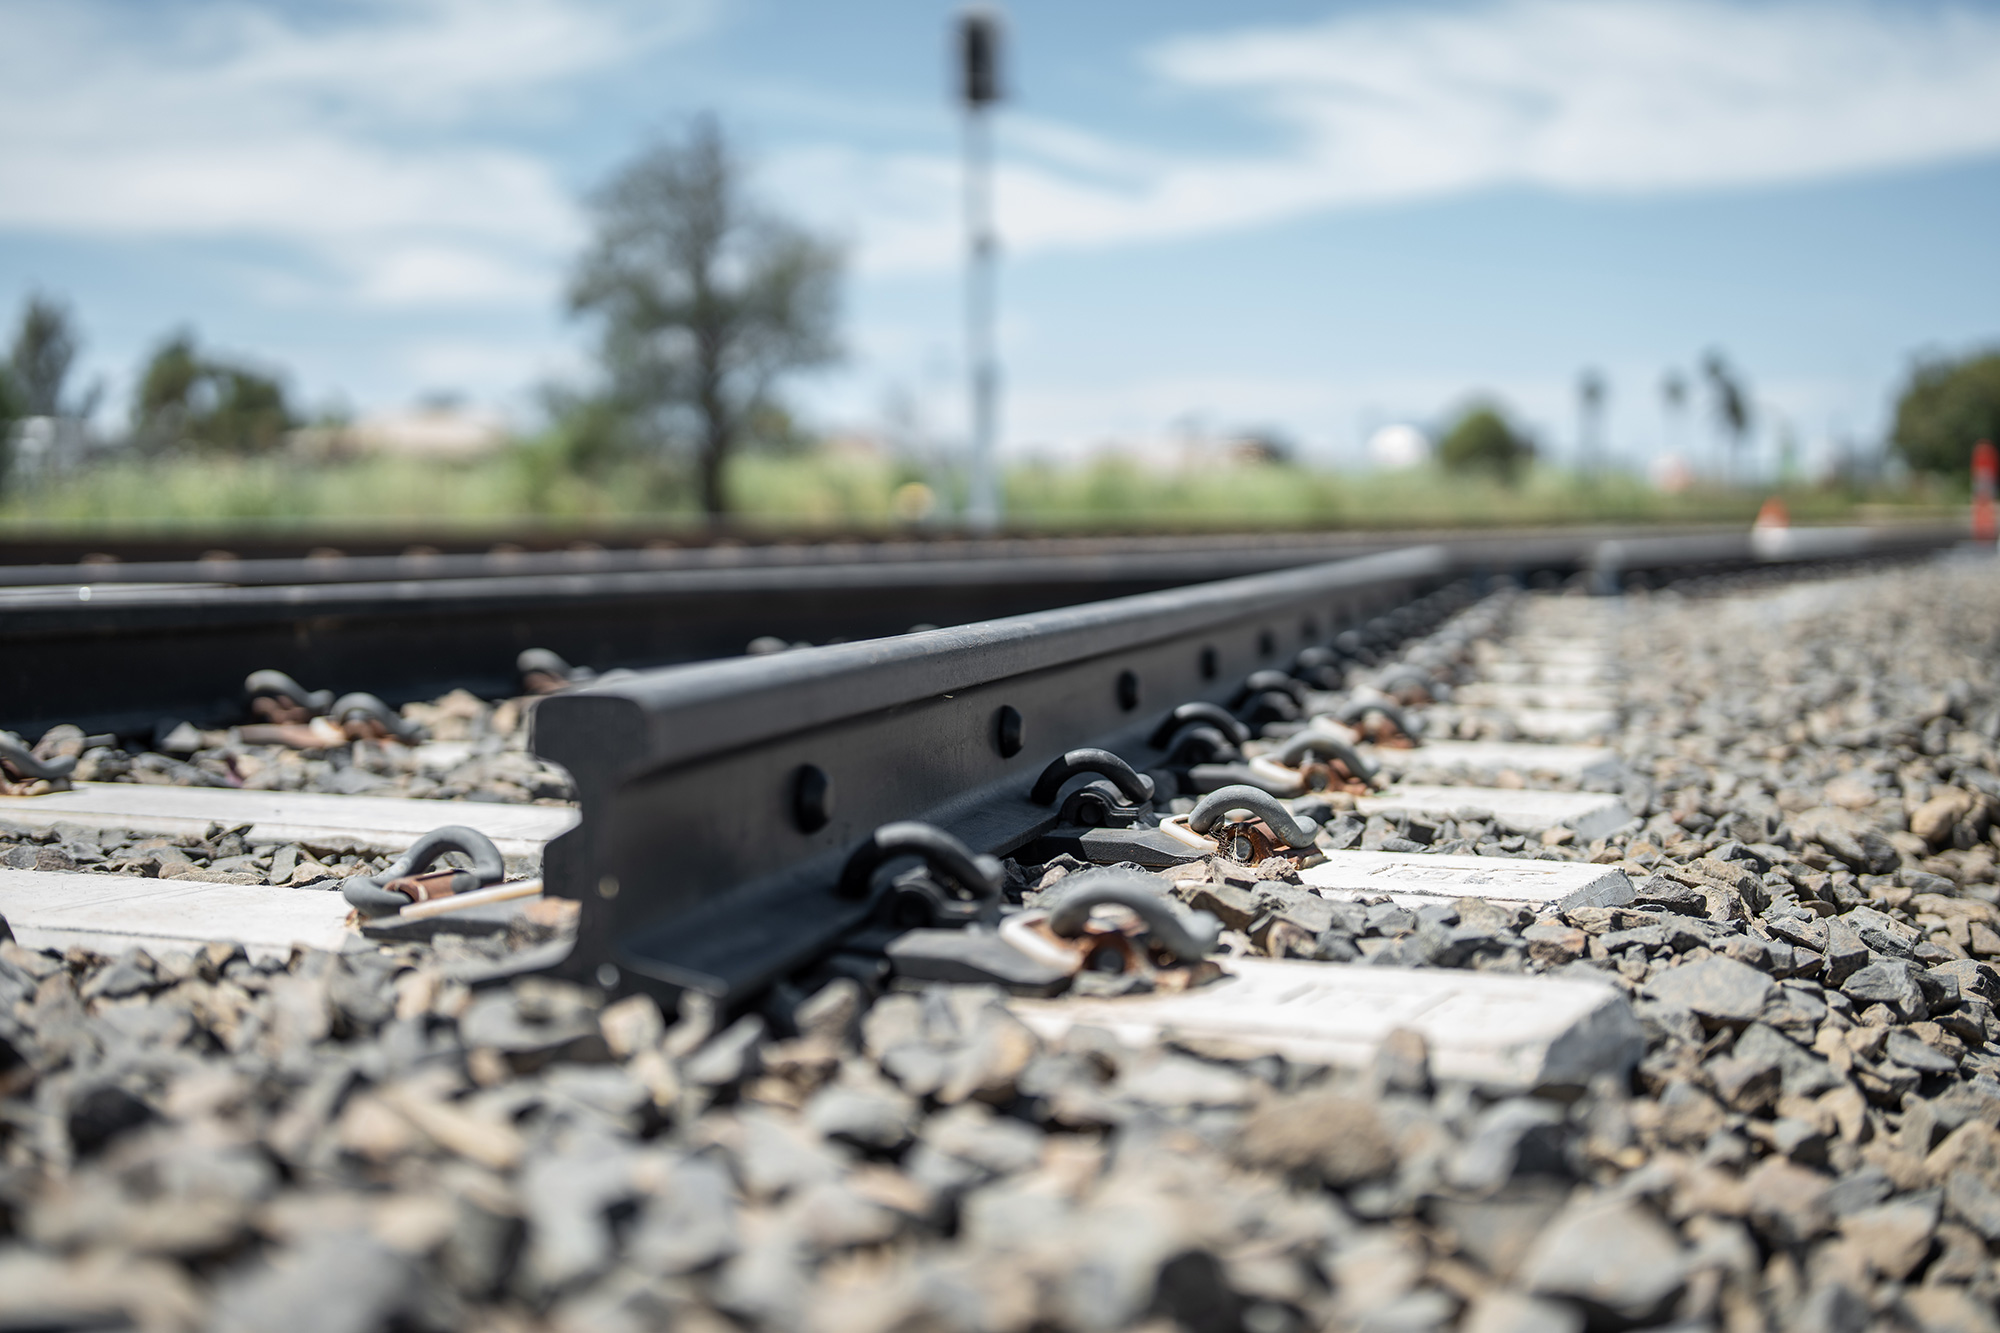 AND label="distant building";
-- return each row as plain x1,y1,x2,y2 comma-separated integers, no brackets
820,430,889,462
4,415,101,482
1367,424,1431,470
292,403,509,462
